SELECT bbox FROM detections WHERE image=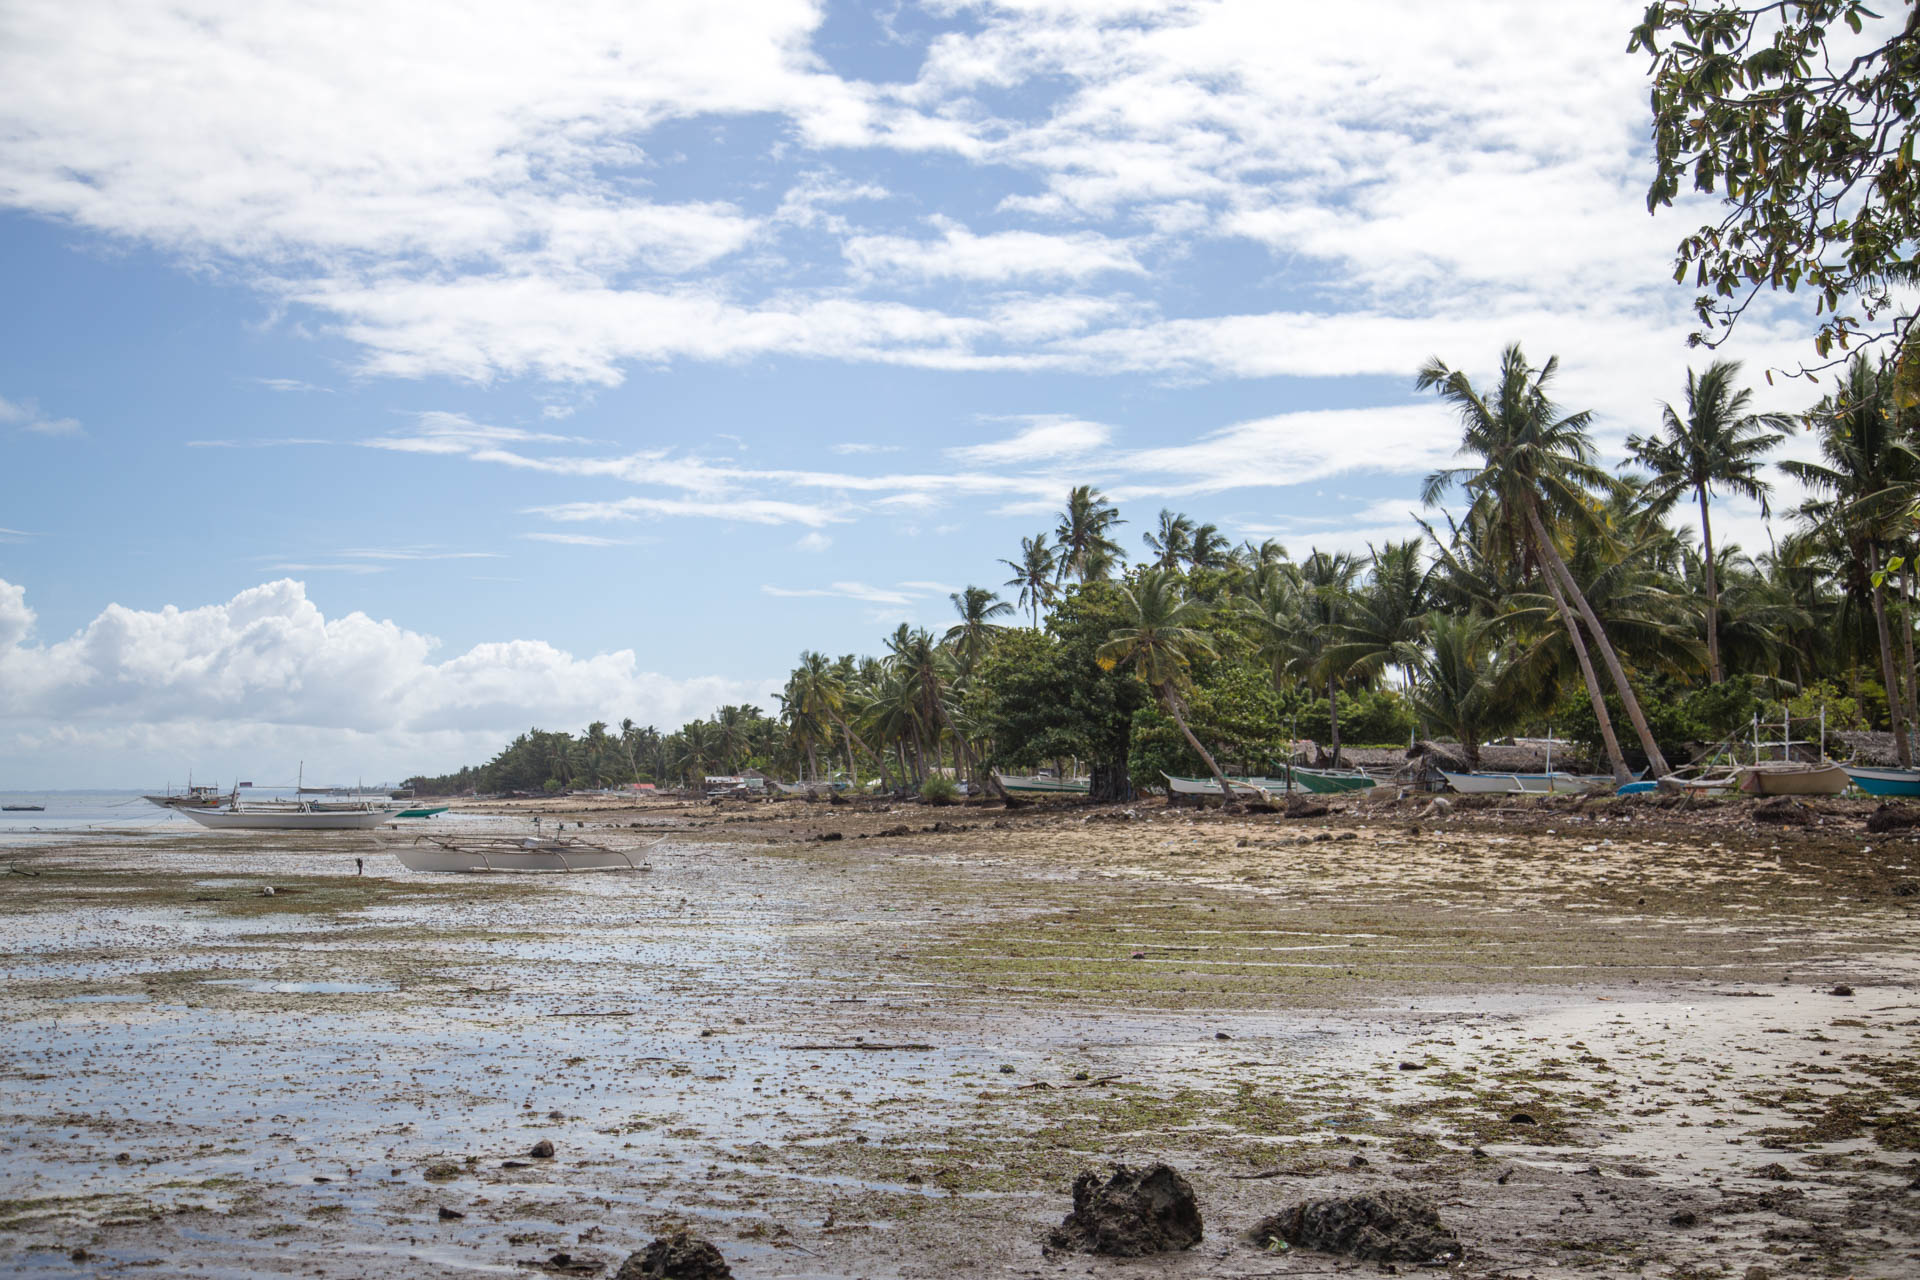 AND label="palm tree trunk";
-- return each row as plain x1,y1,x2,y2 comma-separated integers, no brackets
1867,564,1912,767
1898,562,1918,739
1698,484,1721,683
830,712,894,790
1539,560,1633,784
1327,674,1342,767
1526,501,1671,777
1160,684,1234,800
